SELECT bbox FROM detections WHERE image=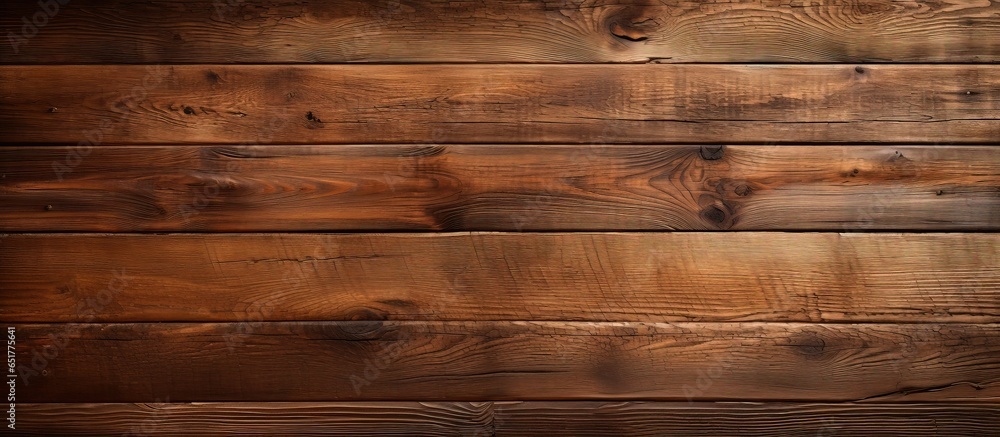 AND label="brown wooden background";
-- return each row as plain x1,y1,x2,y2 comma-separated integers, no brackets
1,0,999,435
